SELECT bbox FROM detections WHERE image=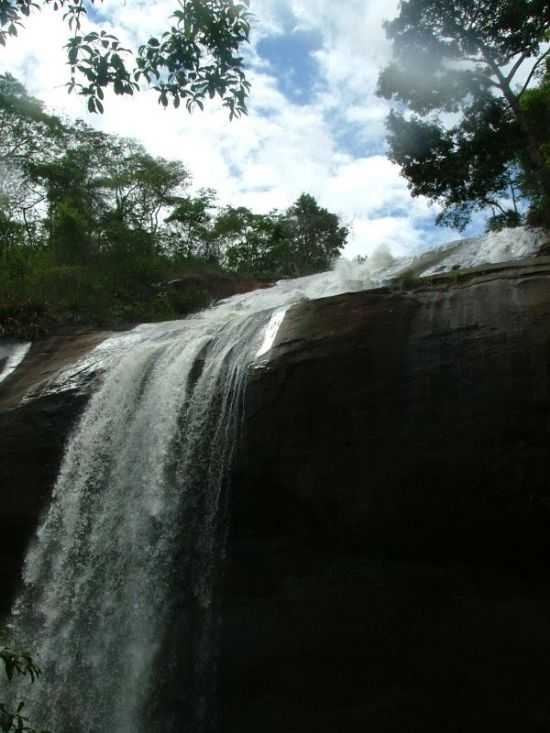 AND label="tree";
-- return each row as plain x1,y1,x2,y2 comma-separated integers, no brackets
519,57,550,224
214,205,277,273
93,135,190,243
215,194,348,278
165,188,218,260
377,0,550,229
28,145,104,264
0,0,251,117
281,194,348,276
0,74,64,166
0,74,65,243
